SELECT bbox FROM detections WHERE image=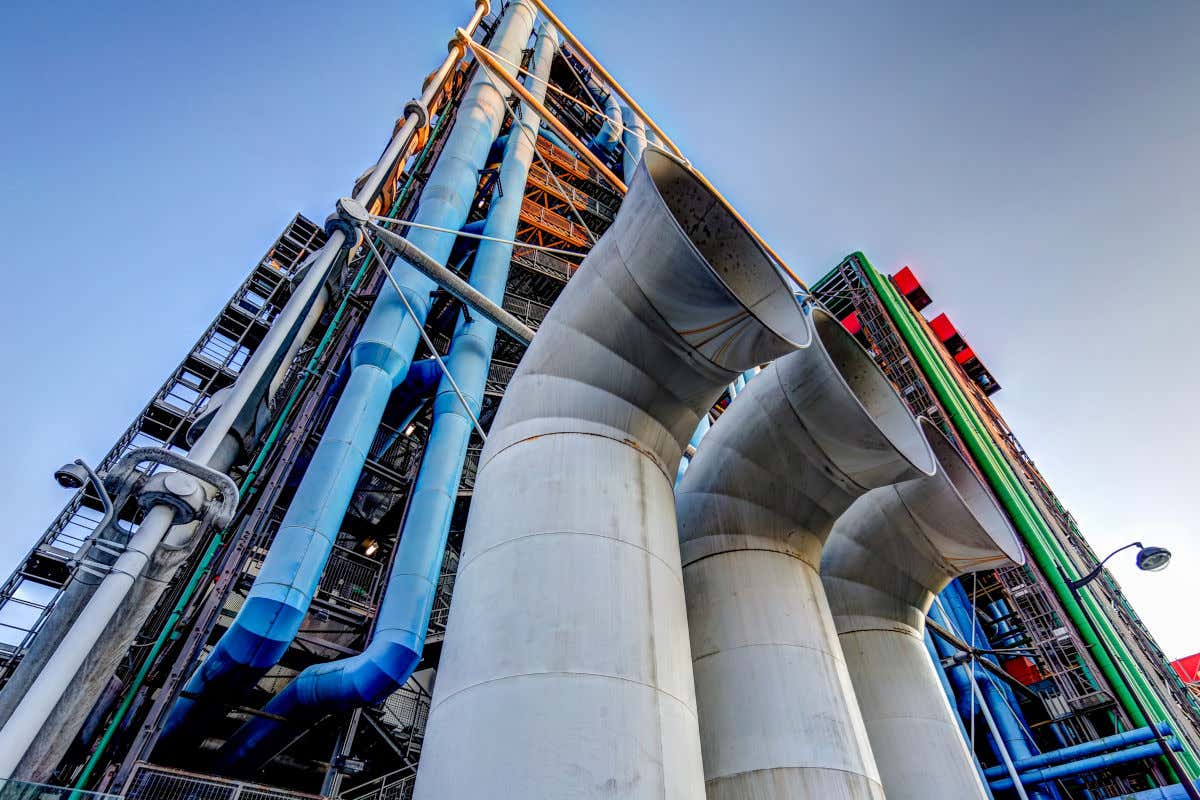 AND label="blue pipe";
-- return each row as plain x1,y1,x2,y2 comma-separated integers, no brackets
1103,784,1195,799
538,123,572,154
160,0,539,746
990,740,1183,791
591,90,622,155
620,105,646,182
985,724,1174,778
213,24,561,770
927,629,997,798
674,413,711,486
934,583,1057,799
